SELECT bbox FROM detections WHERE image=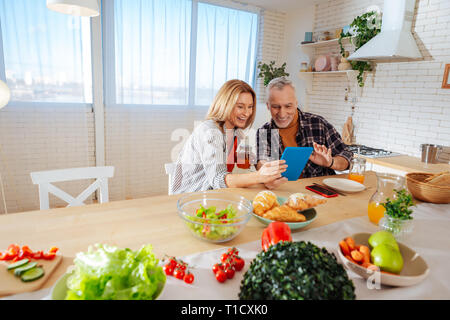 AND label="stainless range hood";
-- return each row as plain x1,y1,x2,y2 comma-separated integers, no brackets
348,0,422,61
